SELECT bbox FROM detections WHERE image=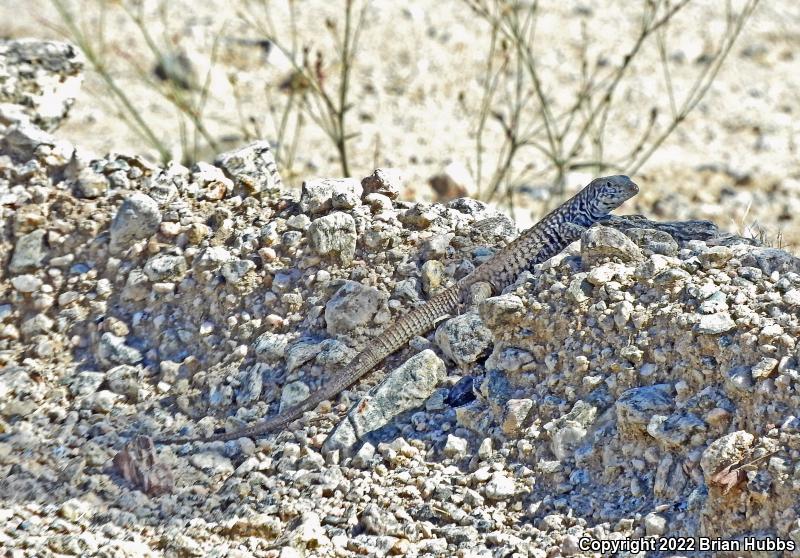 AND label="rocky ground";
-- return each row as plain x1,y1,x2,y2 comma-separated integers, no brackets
1,39,800,557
